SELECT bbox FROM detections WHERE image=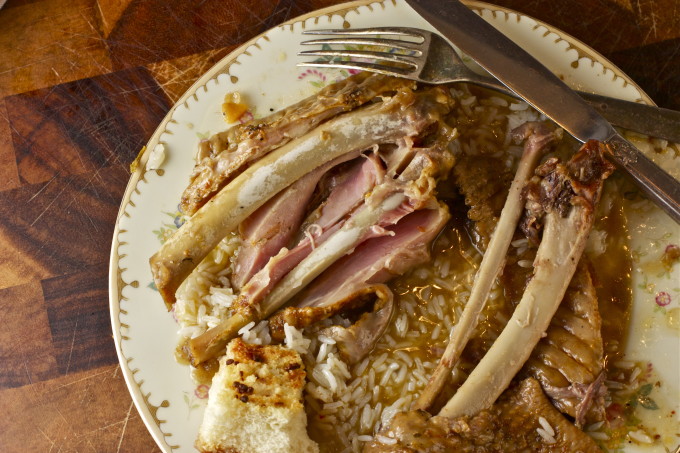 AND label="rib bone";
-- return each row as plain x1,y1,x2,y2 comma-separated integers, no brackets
438,140,613,418
150,89,440,307
414,123,556,411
